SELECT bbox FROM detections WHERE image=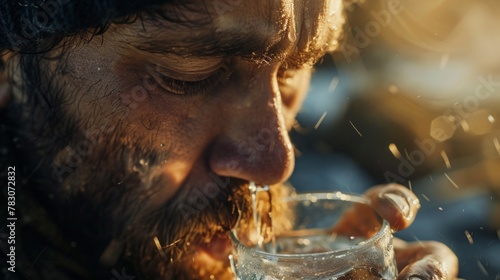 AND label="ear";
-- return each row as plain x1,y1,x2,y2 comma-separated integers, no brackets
0,52,12,109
